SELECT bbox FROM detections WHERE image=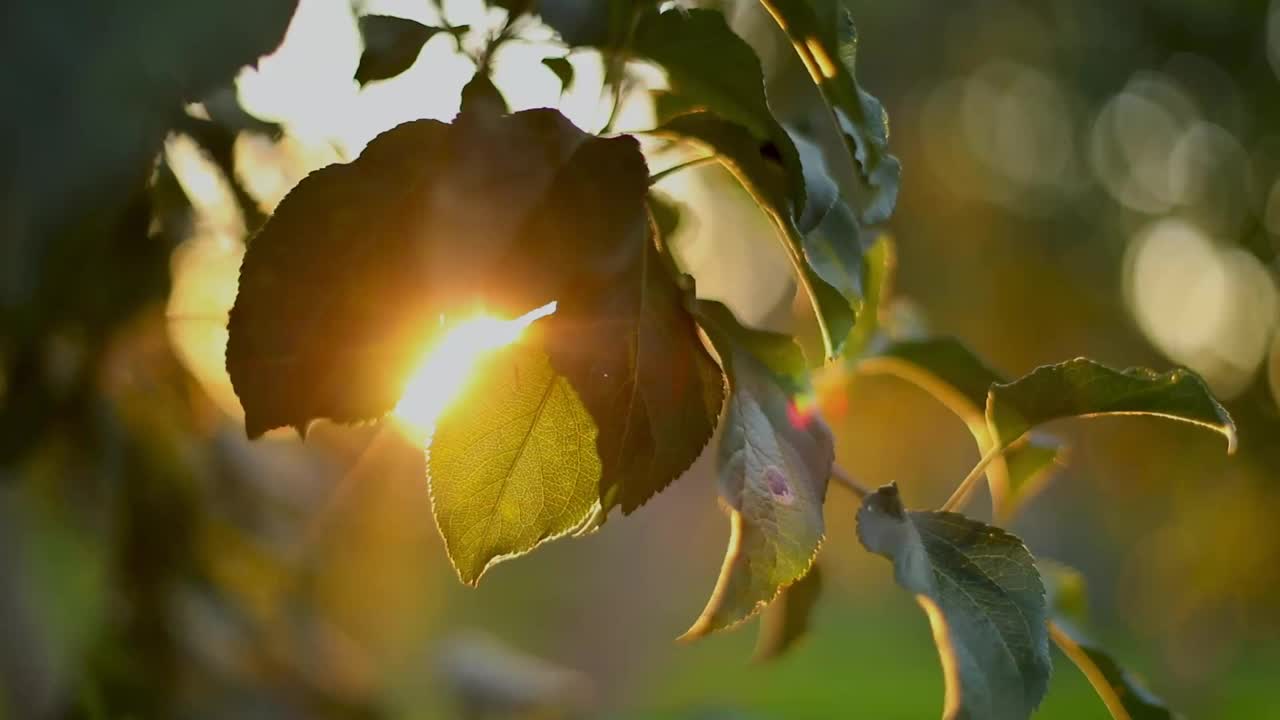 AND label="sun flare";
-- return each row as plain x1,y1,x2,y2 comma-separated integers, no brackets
392,302,557,439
